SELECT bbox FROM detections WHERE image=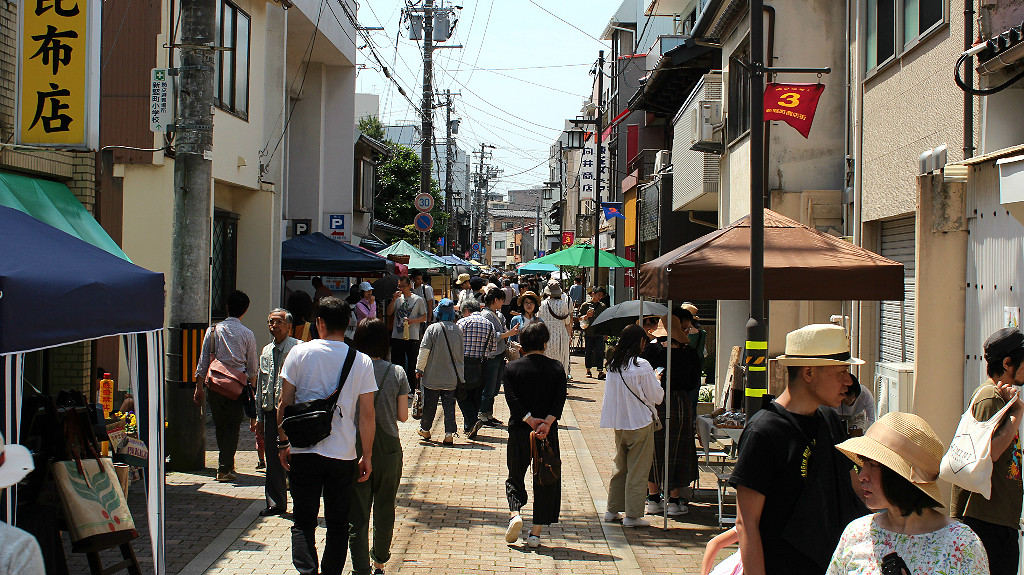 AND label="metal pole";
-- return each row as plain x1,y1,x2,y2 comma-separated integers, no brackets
444,90,454,255
745,0,768,420
536,197,542,259
593,50,605,288
663,300,673,529
166,0,216,470
419,0,435,252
